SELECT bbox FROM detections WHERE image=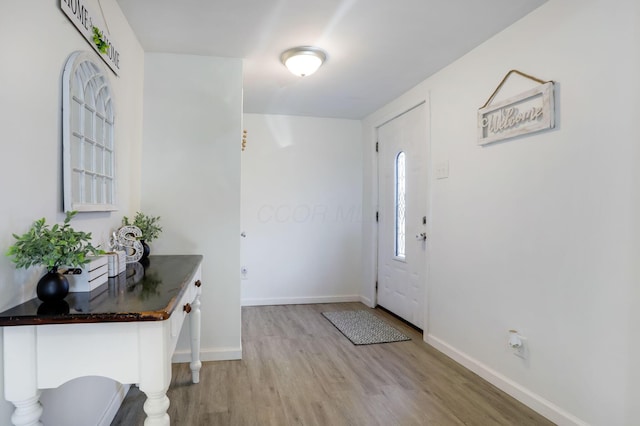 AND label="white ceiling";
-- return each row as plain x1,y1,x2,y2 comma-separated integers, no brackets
116,0,546,119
